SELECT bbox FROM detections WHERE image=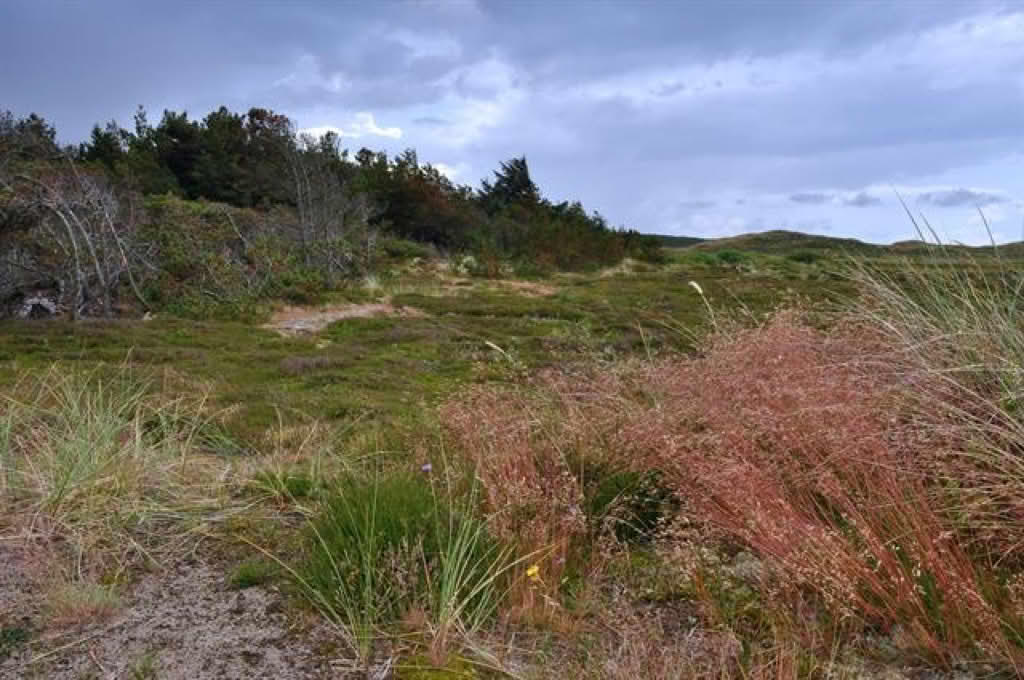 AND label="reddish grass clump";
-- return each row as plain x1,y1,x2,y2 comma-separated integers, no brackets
630,315,1011,664
443,310,1024,667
